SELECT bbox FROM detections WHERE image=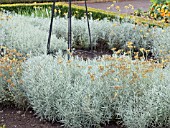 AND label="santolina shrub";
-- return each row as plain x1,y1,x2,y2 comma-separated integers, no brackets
114,65,170,128
1,13,170,58
21,53,116,128
0,13,67,56
21,52,170,128
0,46,27,106
53,16,170,57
